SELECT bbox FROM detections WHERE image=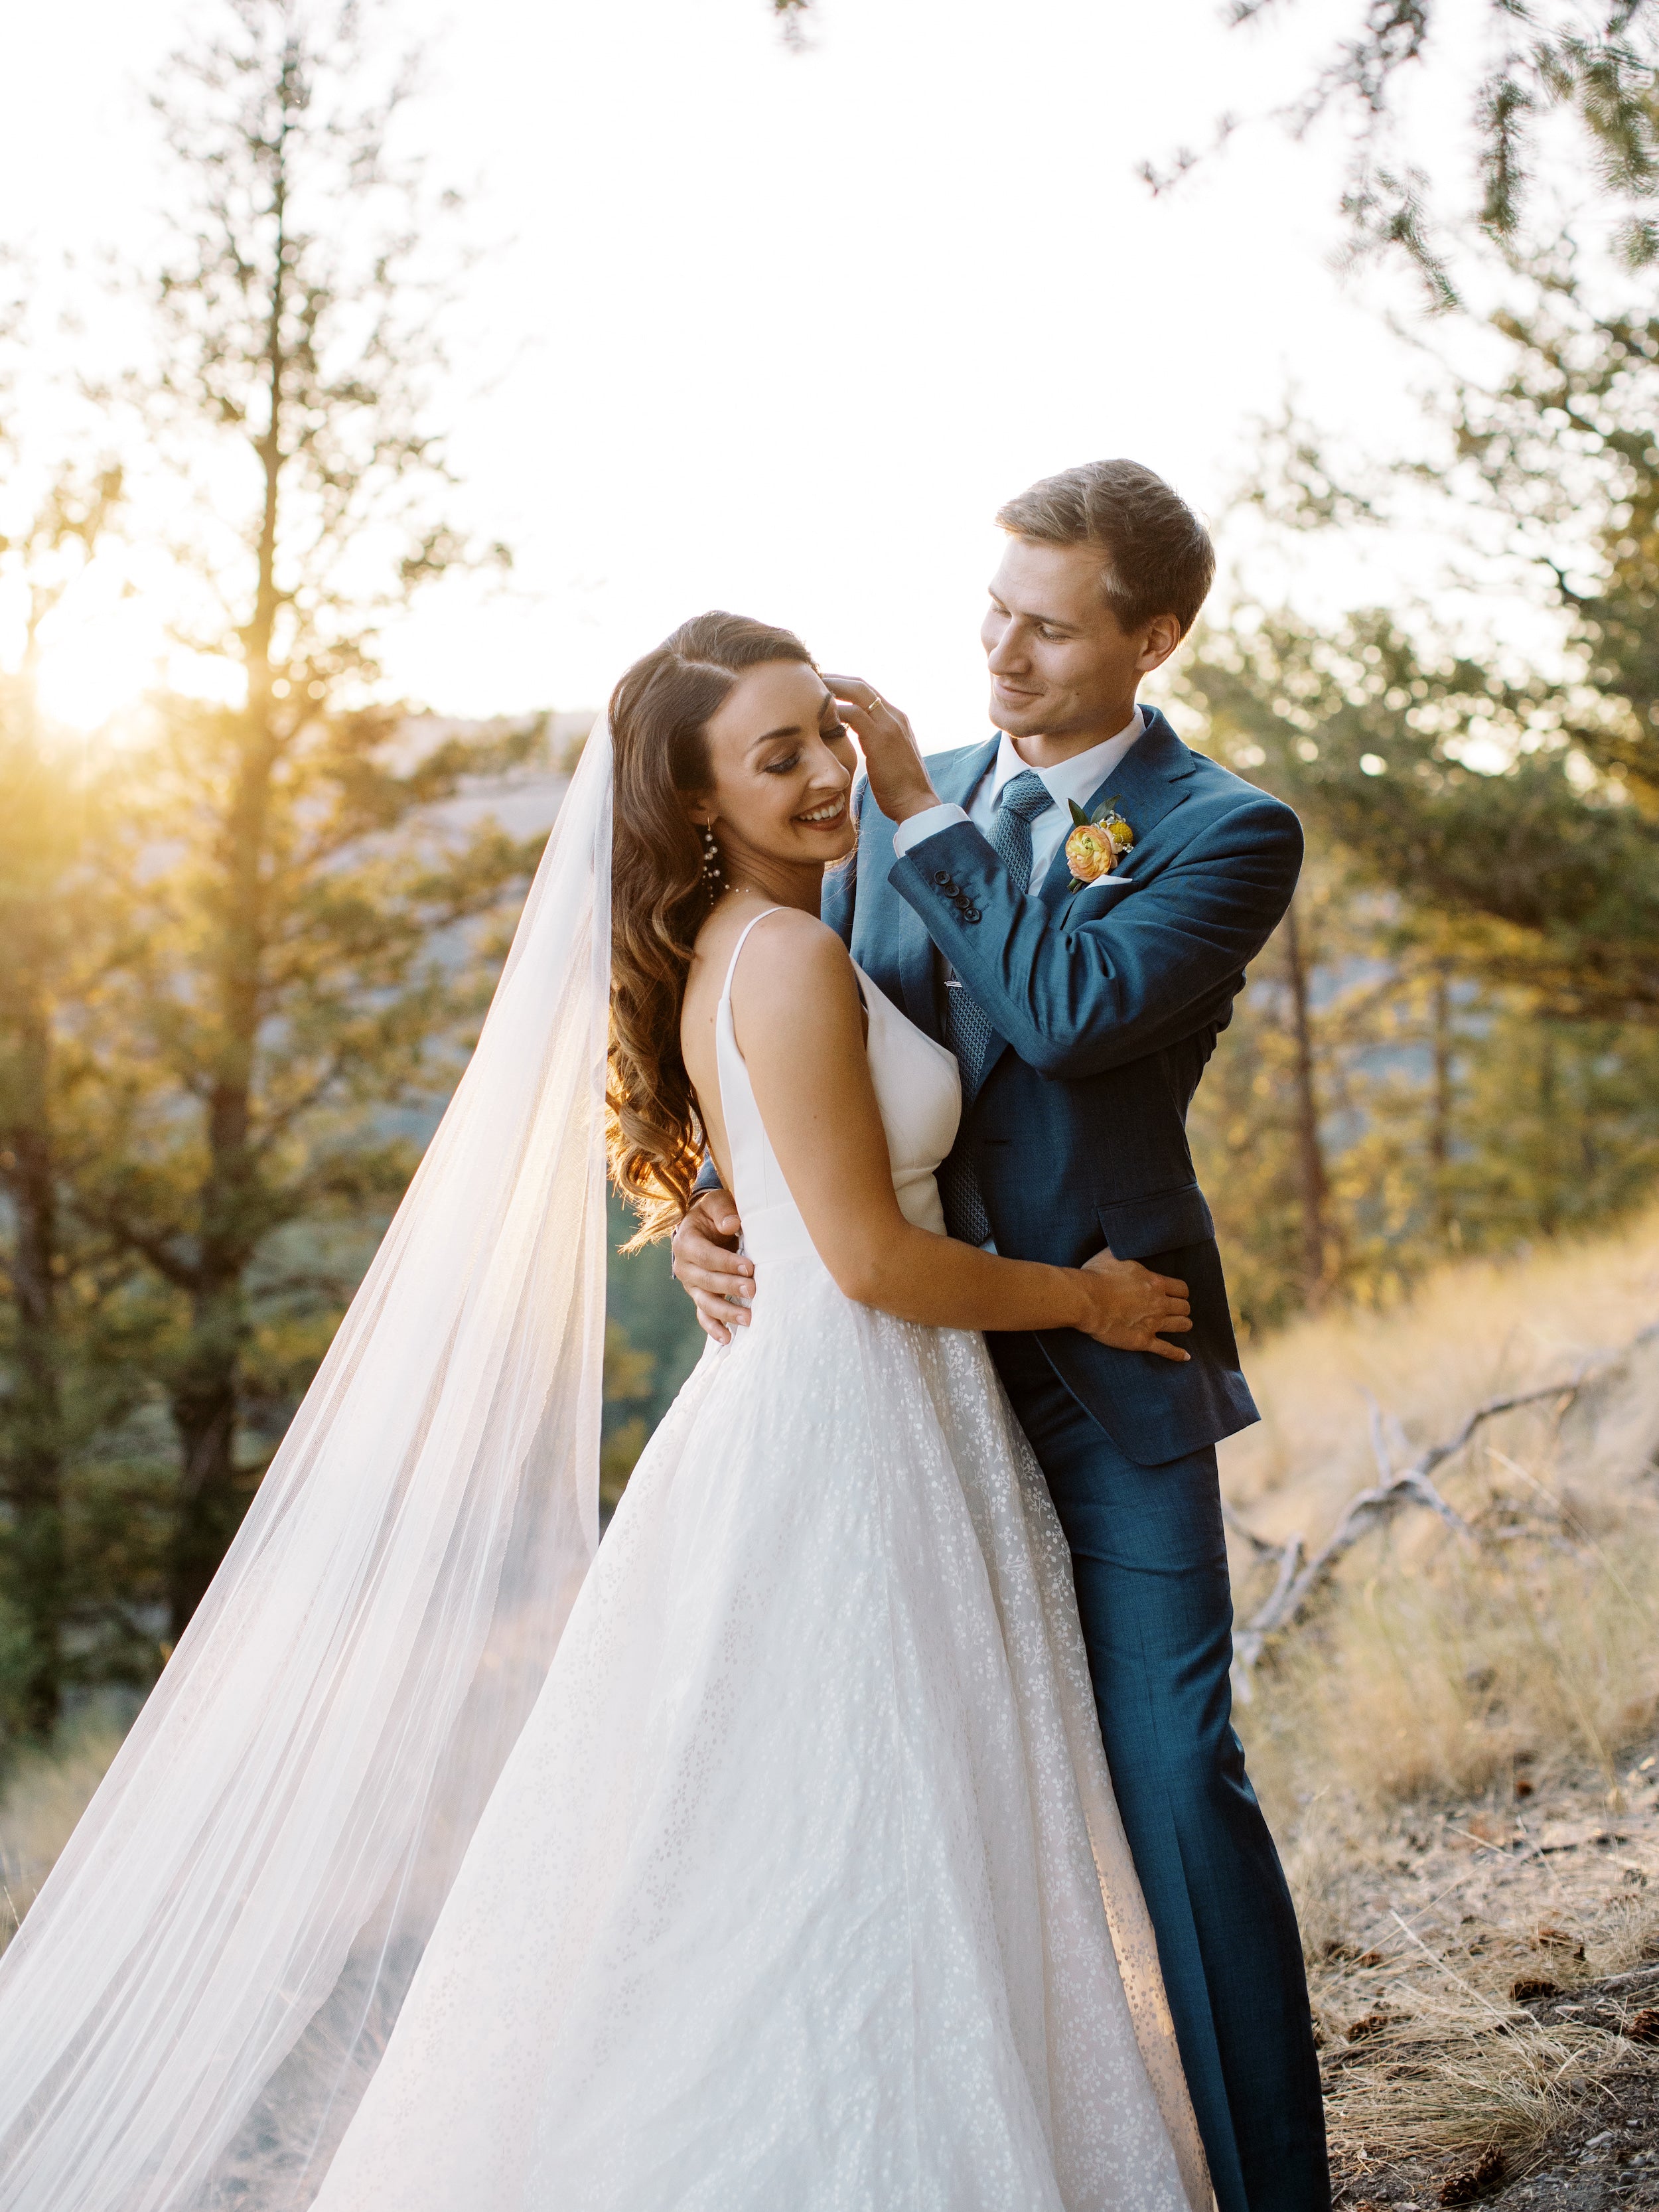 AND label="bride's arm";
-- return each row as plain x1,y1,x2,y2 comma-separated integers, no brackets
731,910,1191,1357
